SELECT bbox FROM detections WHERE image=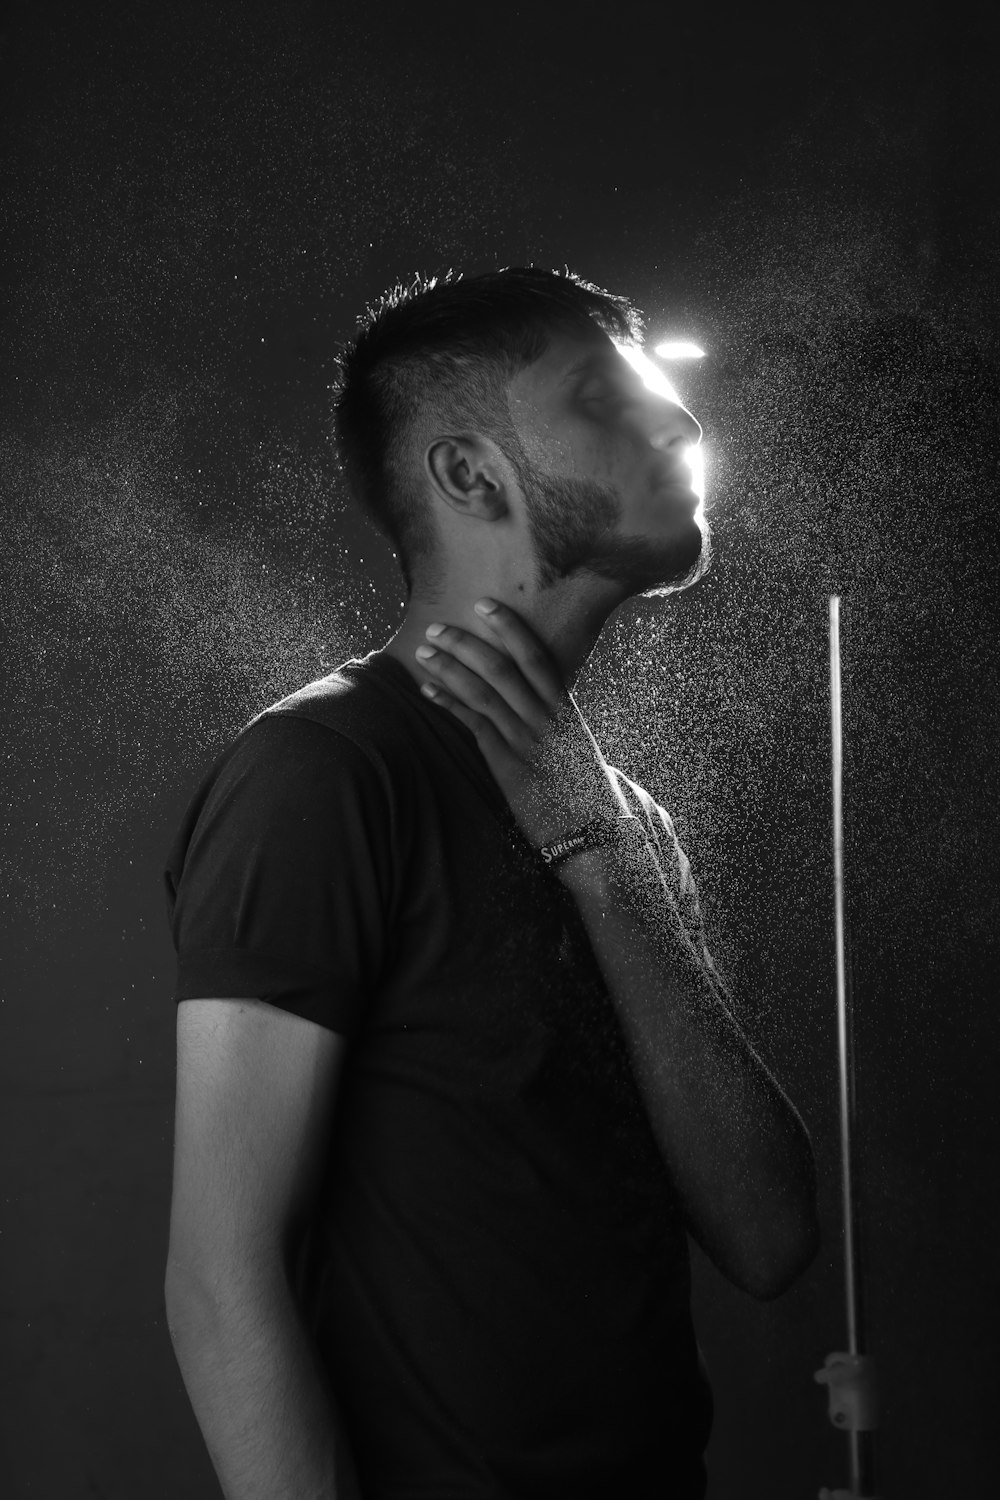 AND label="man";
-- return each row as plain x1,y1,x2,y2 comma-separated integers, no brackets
163,266,819,1500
